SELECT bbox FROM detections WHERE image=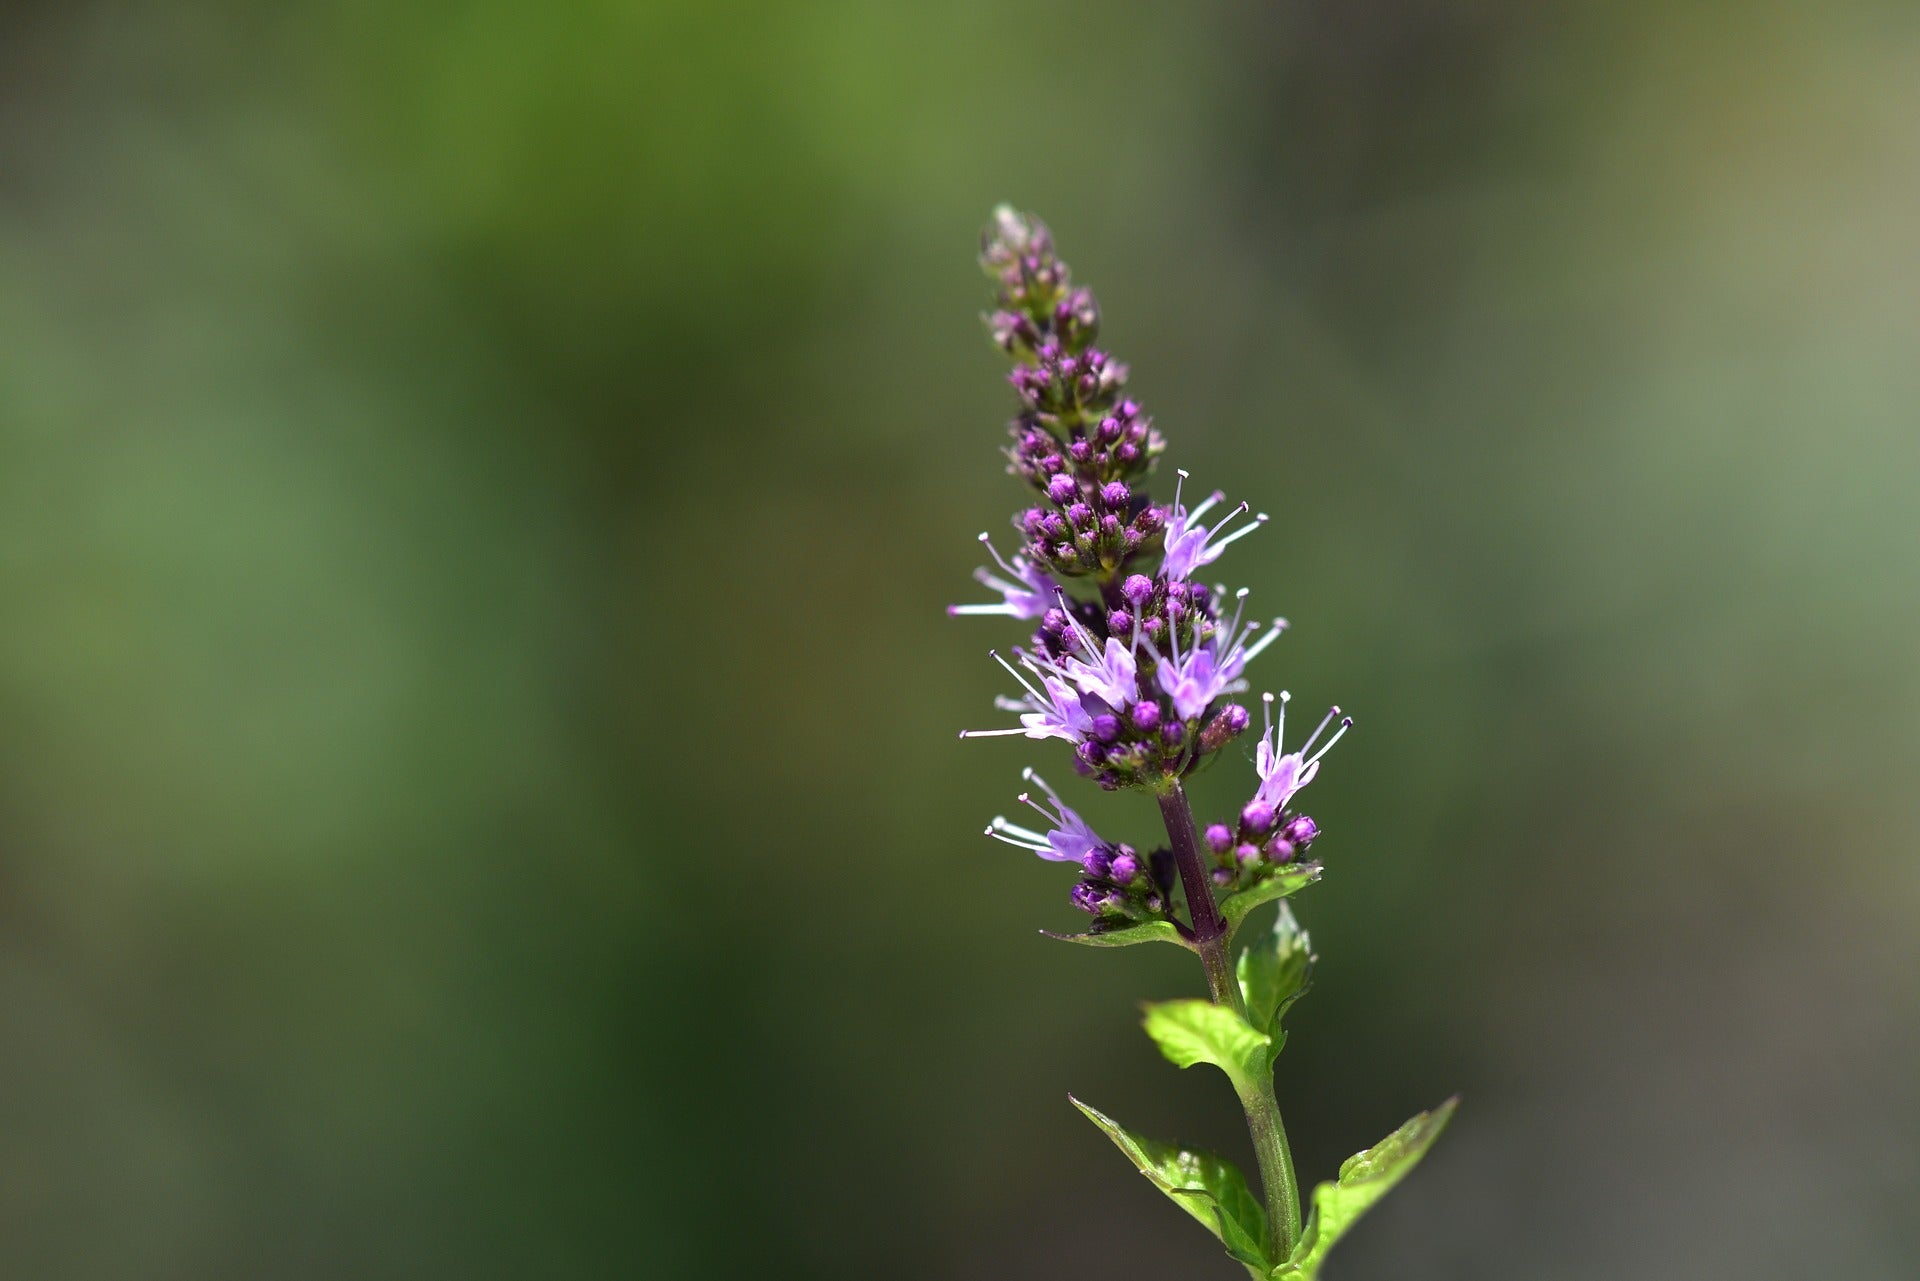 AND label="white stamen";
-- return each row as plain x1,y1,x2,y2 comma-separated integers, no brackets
1053,589,1100,657
989,814,1053,845
990,821,1052,852
1187,489,1226,523
1019,792,1065,827
1211,517,1266,555
978,531,1028,581
1299,705,1341,756
1238,618,1289,666
991,649,1045,702
1305,716,1353,766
